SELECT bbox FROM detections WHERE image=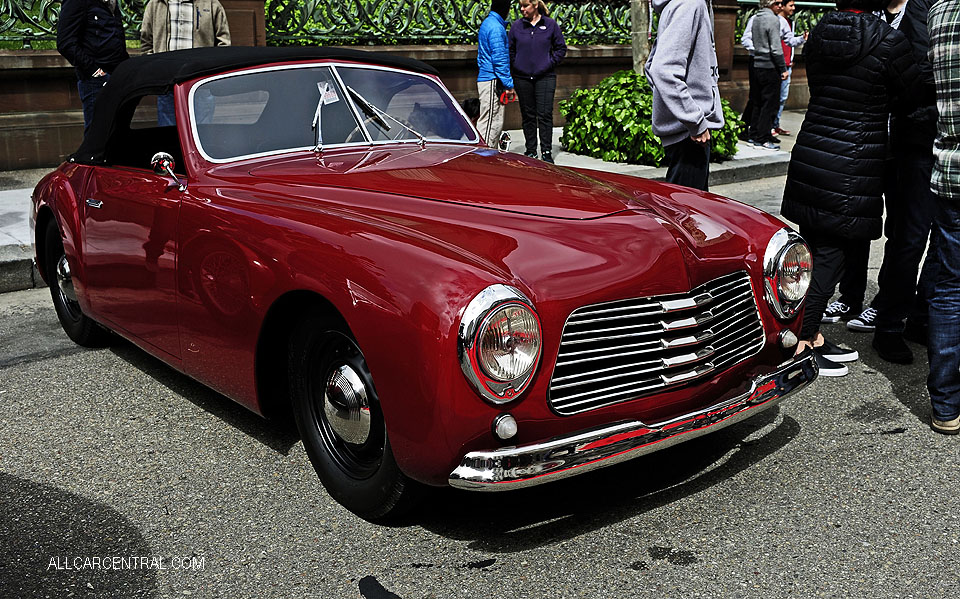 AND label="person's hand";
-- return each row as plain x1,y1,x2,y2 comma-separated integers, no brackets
92,68,106,78
803,31,809,40
781,70,789,80
691,129,711,144
506,89,516,102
